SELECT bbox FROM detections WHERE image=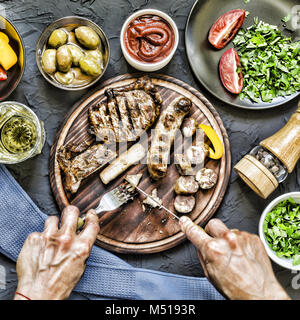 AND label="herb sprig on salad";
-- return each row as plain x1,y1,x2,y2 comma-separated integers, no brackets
233,18,300,103
263,198,300,266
